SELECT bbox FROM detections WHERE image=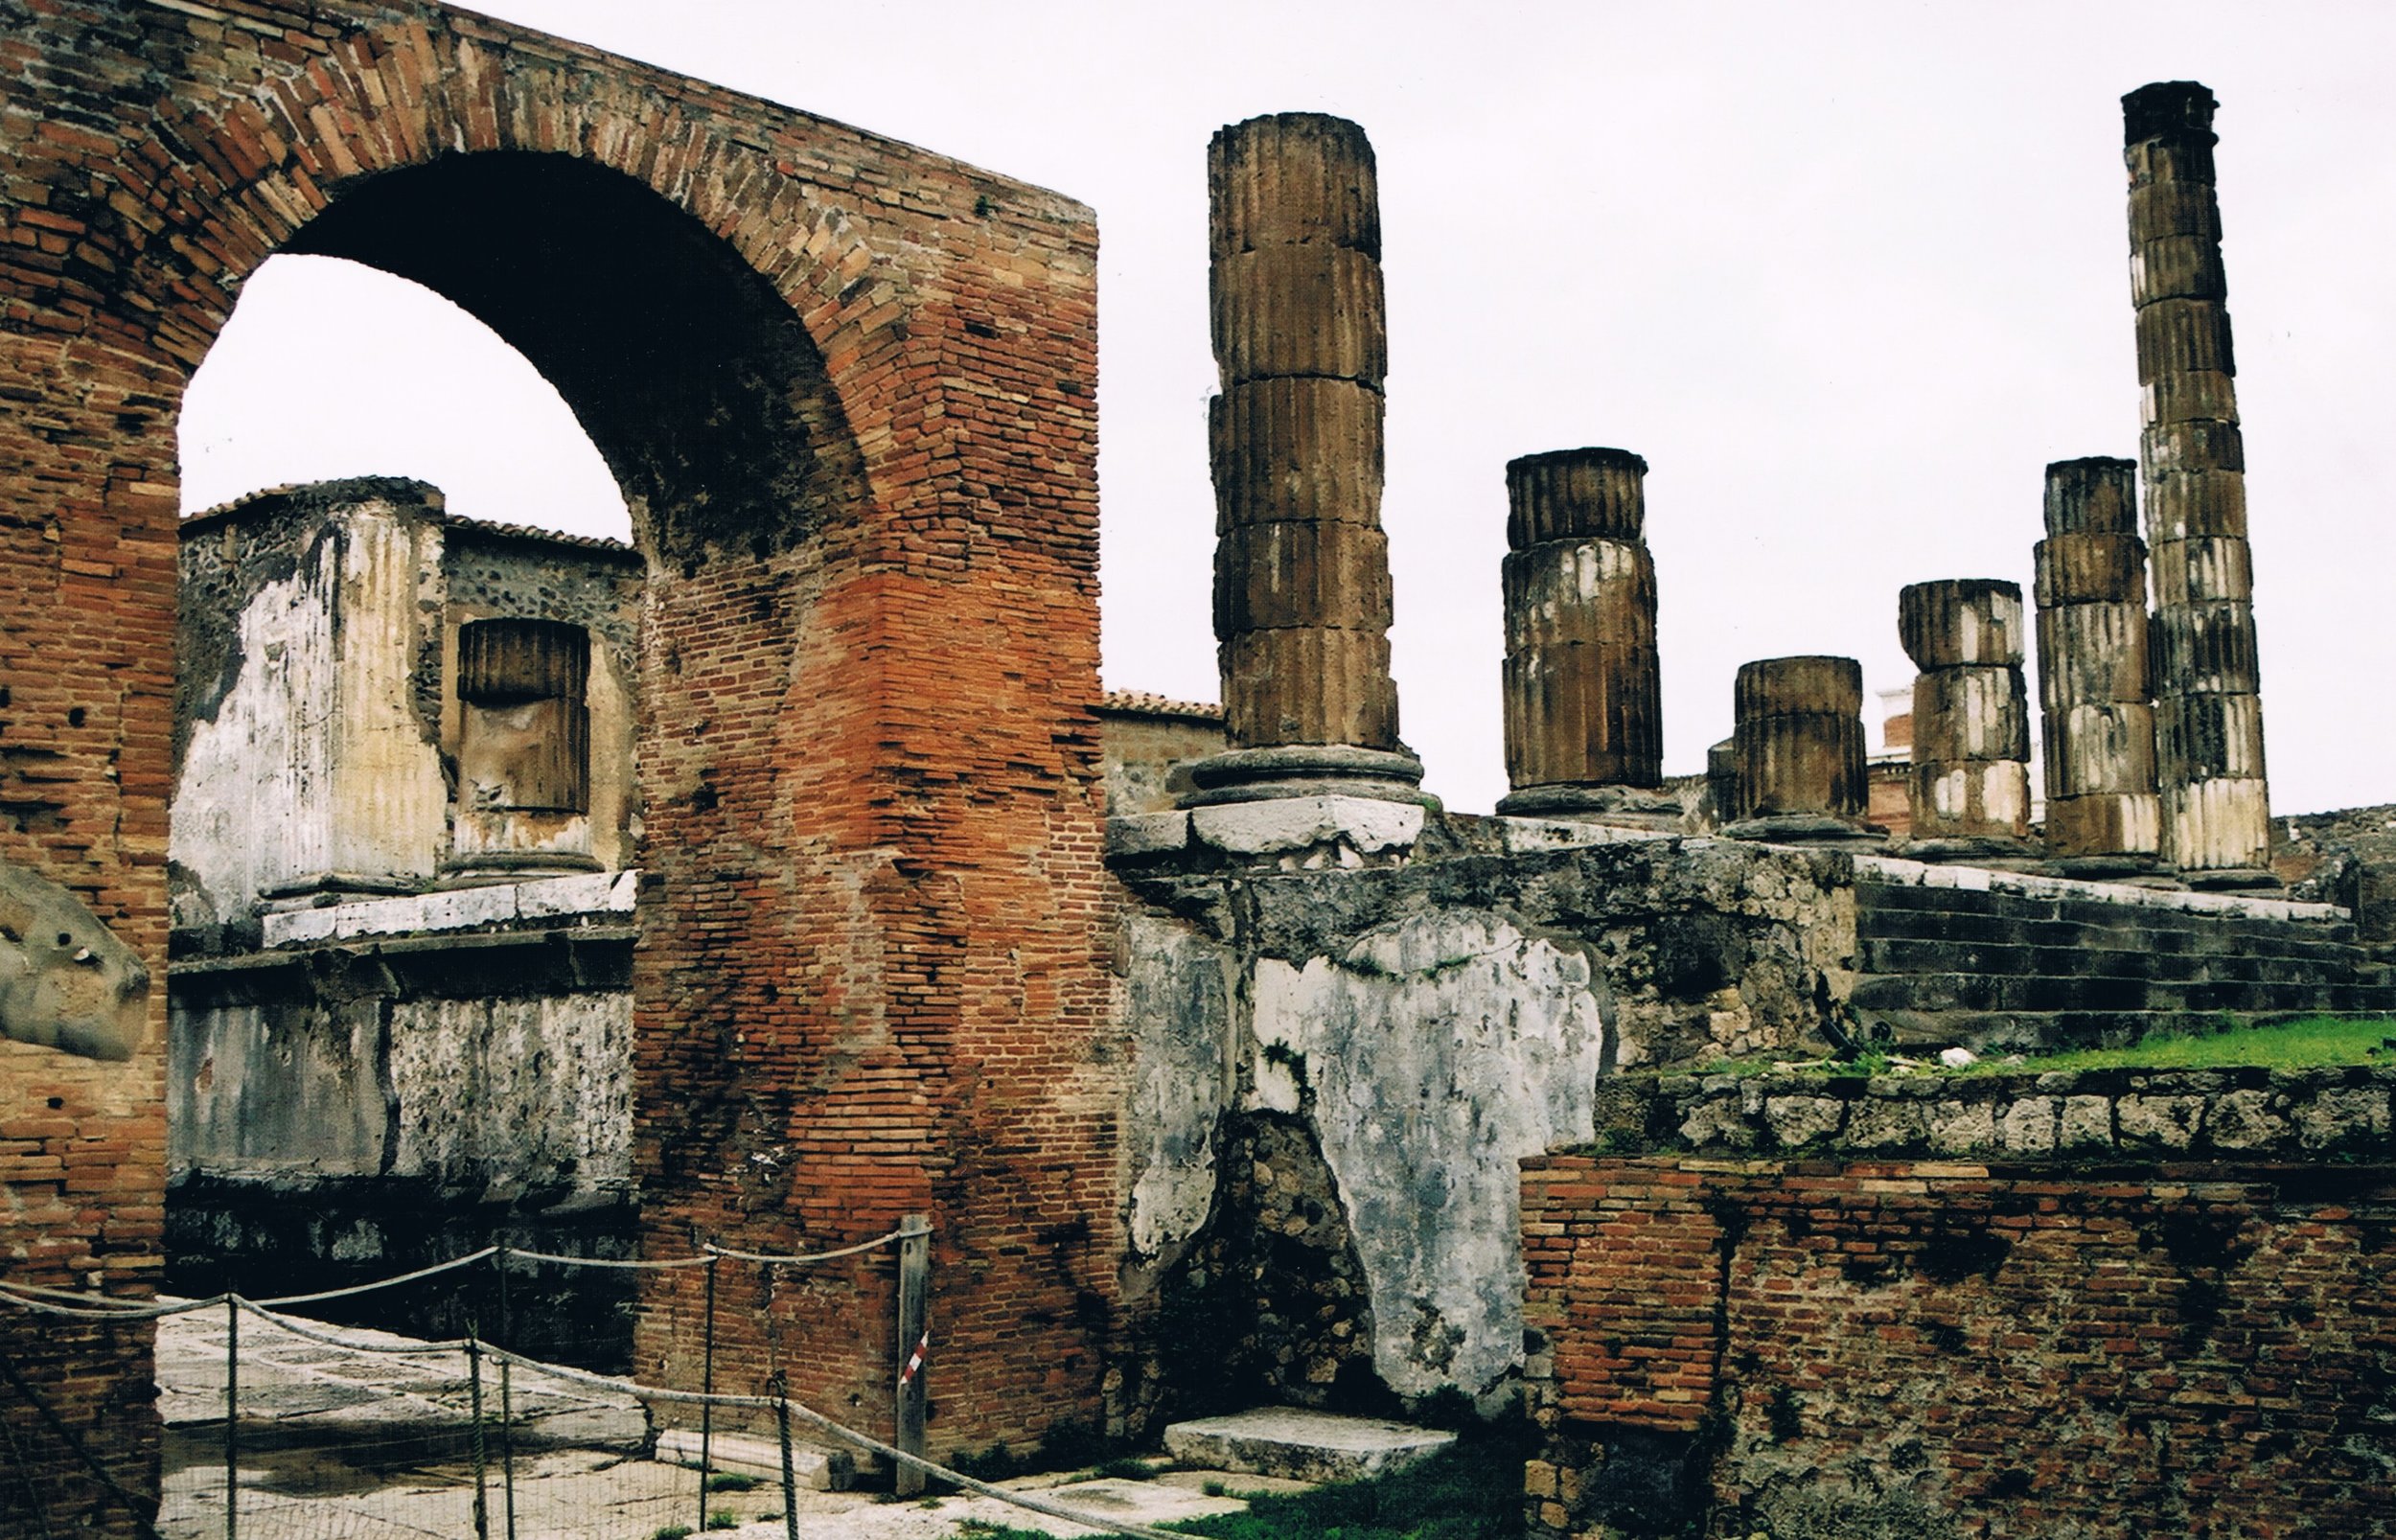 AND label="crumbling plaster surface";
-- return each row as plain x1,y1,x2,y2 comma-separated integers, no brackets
173,987,633,1198
173,503,447,915
1253,912,1608,1401
1117,831,1858,1407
